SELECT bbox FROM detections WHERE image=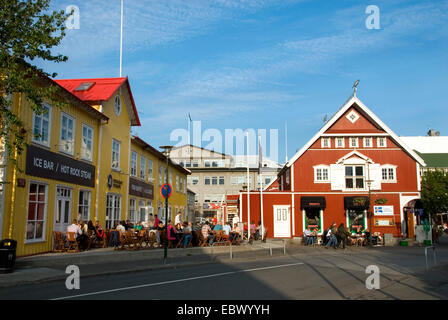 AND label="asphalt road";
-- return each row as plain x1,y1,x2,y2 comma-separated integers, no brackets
1,247,448,301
